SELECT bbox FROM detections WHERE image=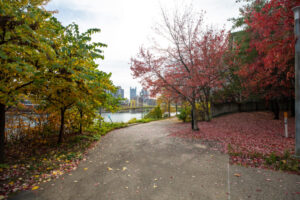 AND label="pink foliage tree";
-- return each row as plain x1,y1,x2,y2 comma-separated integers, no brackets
131,5,229,130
